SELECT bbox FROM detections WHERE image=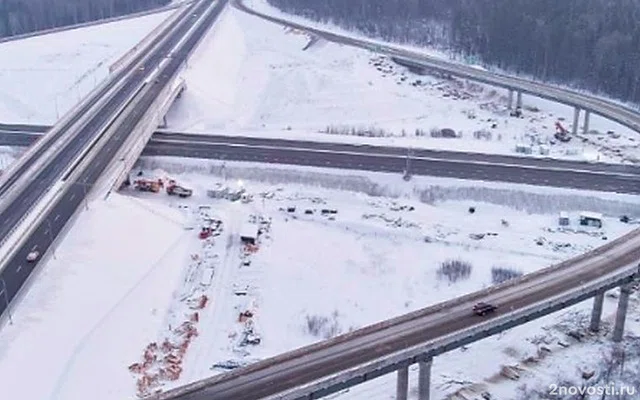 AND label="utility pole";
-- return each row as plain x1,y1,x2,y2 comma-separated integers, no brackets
46,219,56,260
0,278,13,324
403,148,412,181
